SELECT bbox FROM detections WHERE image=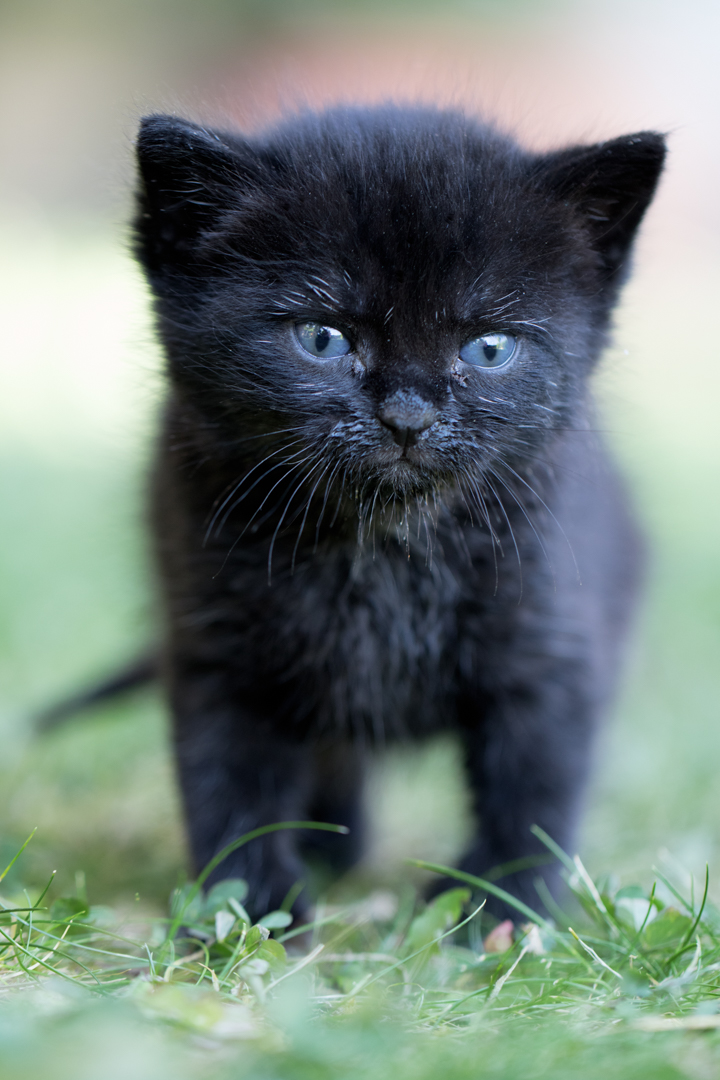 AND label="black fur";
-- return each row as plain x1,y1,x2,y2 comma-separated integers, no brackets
134,106,665,919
